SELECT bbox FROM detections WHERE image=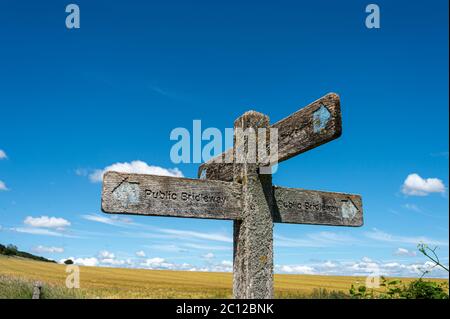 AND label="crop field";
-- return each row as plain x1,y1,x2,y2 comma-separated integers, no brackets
0,256,446,299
